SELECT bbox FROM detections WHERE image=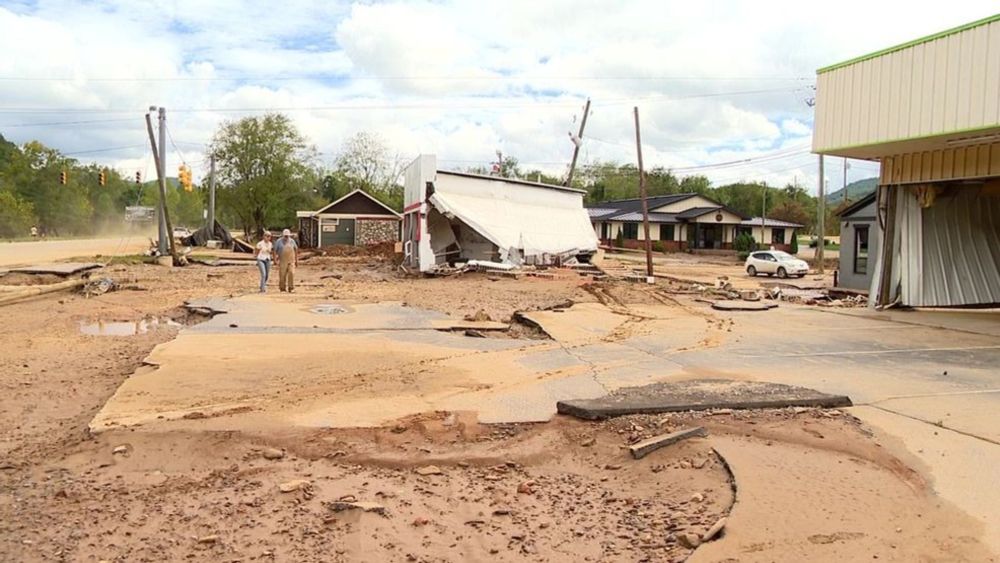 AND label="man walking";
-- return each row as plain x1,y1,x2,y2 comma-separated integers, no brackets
275,228,298,293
